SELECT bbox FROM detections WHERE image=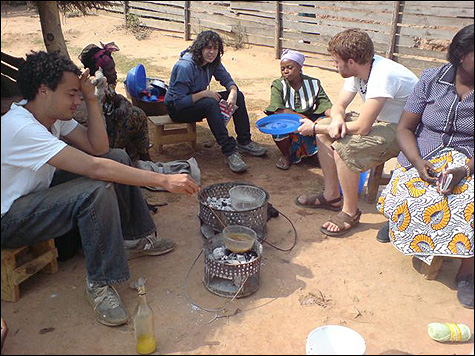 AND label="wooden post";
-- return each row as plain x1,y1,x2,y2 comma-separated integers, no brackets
184,1,191,41
275,1,282,59
387,1,402,60
124,1,129,26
